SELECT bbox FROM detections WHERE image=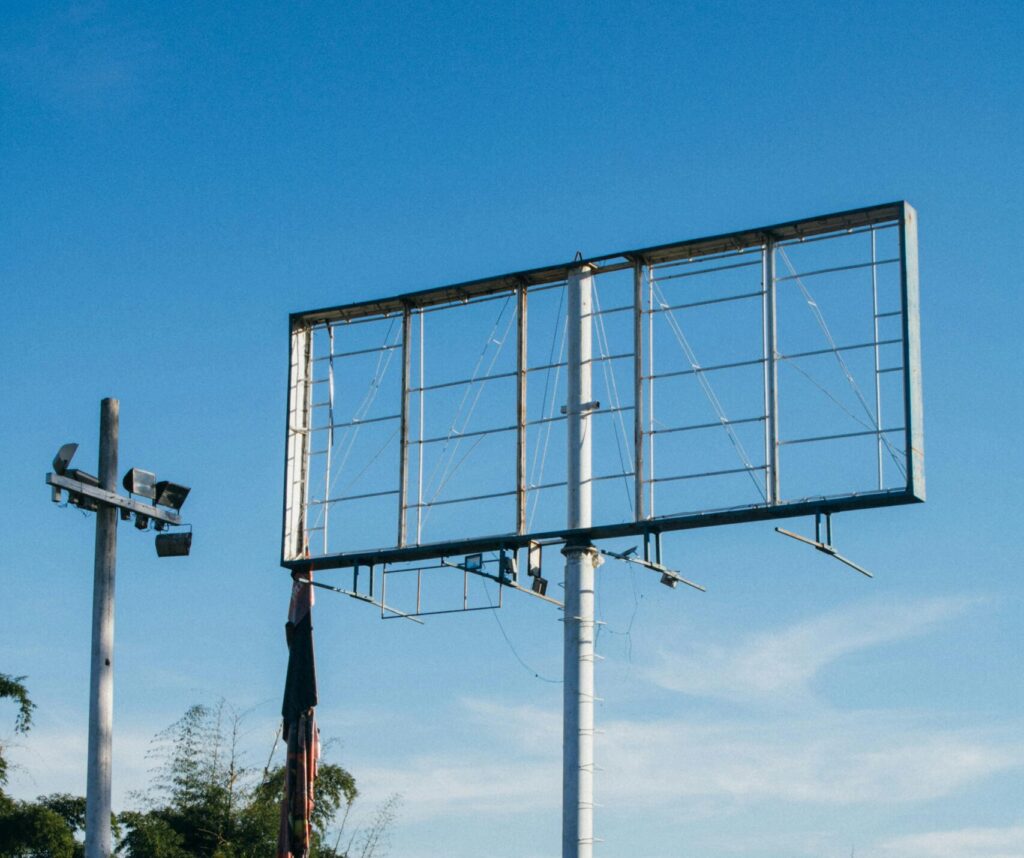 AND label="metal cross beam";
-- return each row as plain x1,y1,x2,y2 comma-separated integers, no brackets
46,472,183,526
